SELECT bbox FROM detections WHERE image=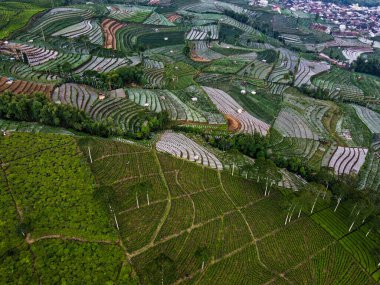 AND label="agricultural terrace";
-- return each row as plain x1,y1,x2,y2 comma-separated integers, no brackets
1,0,380,283
107,5,154,23
0,76,53,96
202,86,270,135
77,137,378,284
0,2,45,39
156,131,223,170
127,88,207,123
